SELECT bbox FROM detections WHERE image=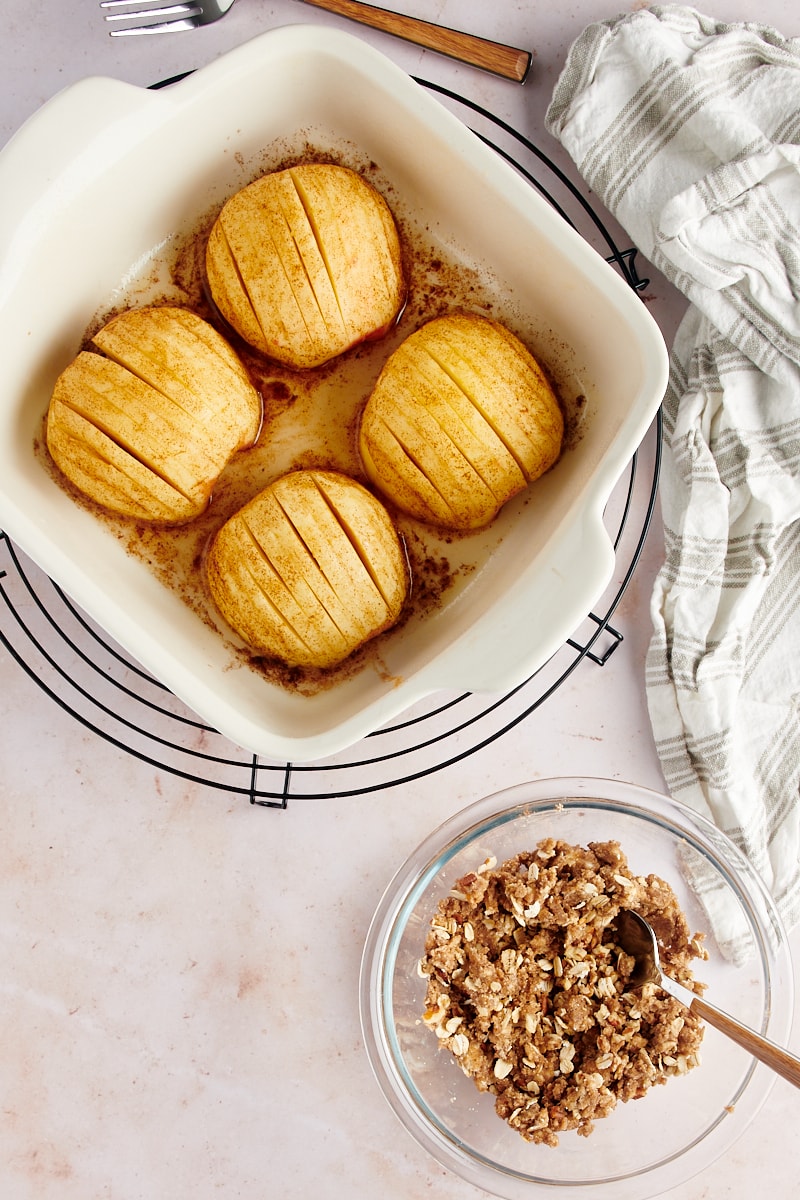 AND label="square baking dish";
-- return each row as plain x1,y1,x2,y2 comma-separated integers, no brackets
0,25,667,761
